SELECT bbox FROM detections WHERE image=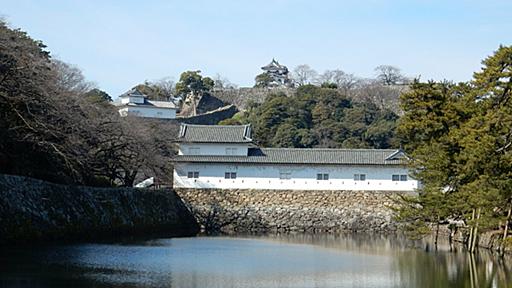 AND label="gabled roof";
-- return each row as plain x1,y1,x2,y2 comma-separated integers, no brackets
113,98,177,109
177,124,253,143
146,100,177,109
261,58,286,70
120,88,146,98
385,149,409,161
175,148,407,165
